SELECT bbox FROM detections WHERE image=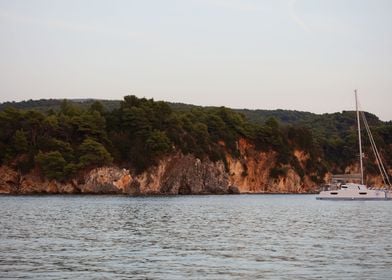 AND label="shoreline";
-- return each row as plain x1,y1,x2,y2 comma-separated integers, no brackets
0,192,318,197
